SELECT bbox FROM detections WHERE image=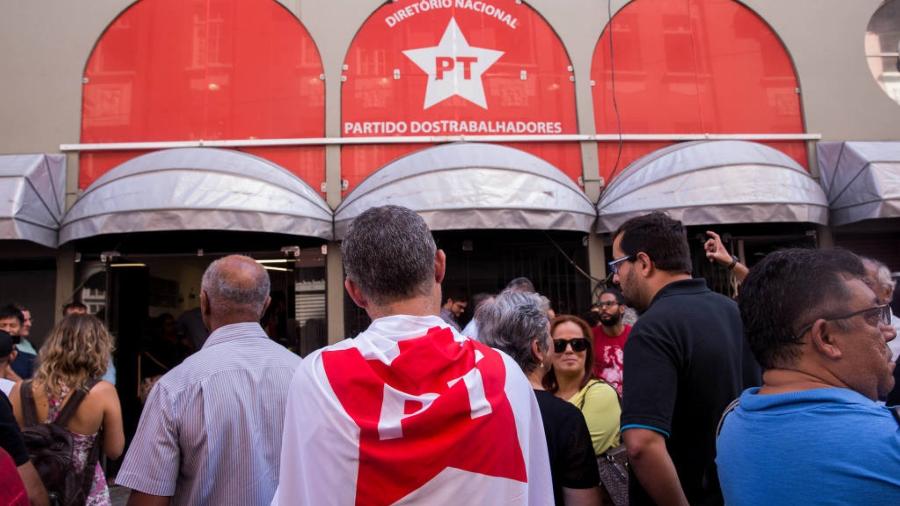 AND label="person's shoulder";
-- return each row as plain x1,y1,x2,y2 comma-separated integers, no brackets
255,337,303,364
537,390,585,420
702,289,739,311
584,379,618,402
88,380,117,396
807,402,900,454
